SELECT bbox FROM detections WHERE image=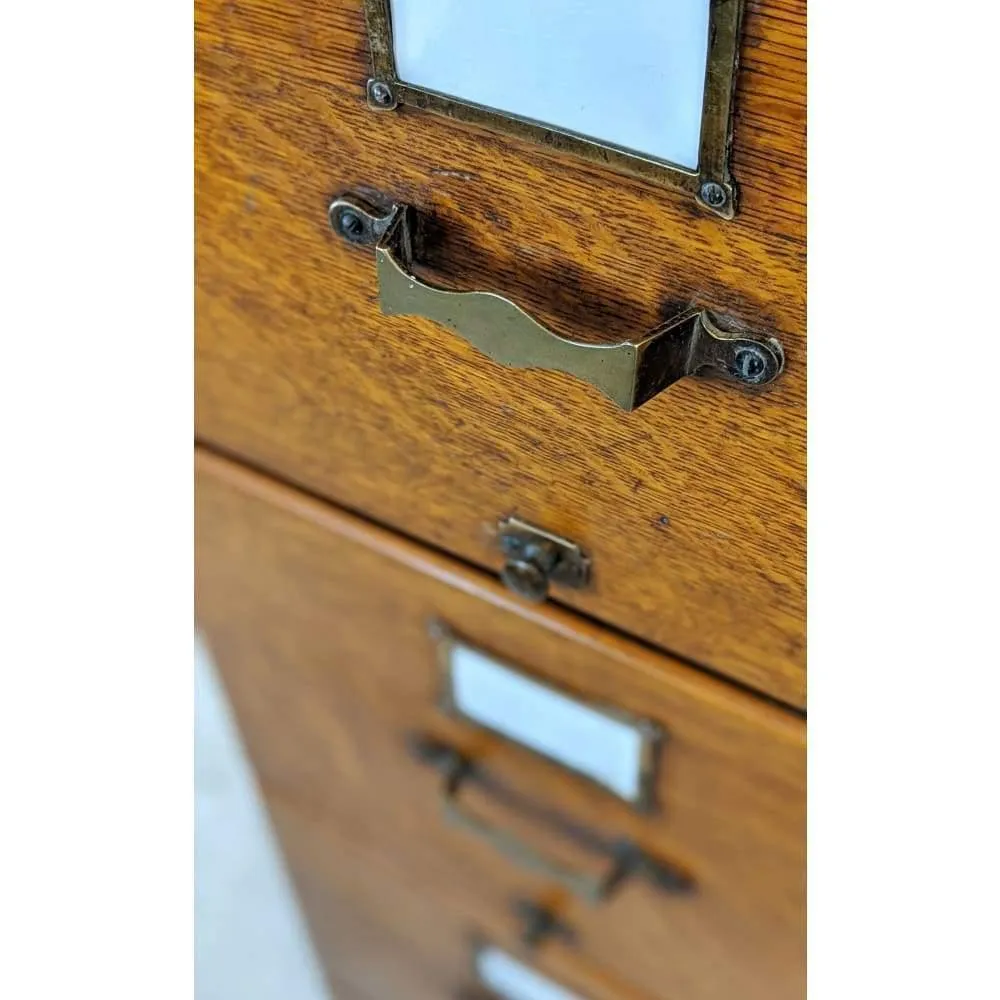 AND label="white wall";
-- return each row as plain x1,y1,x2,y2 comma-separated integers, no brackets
195,636,332,1000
